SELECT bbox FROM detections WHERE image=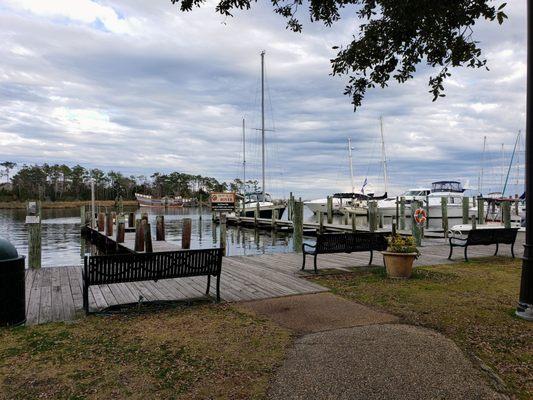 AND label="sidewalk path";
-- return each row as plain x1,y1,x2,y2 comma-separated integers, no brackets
238,293,506,400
